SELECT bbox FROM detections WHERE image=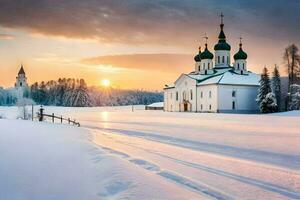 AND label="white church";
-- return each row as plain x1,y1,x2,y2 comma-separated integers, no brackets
164,16,260,113
9,64,29,99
